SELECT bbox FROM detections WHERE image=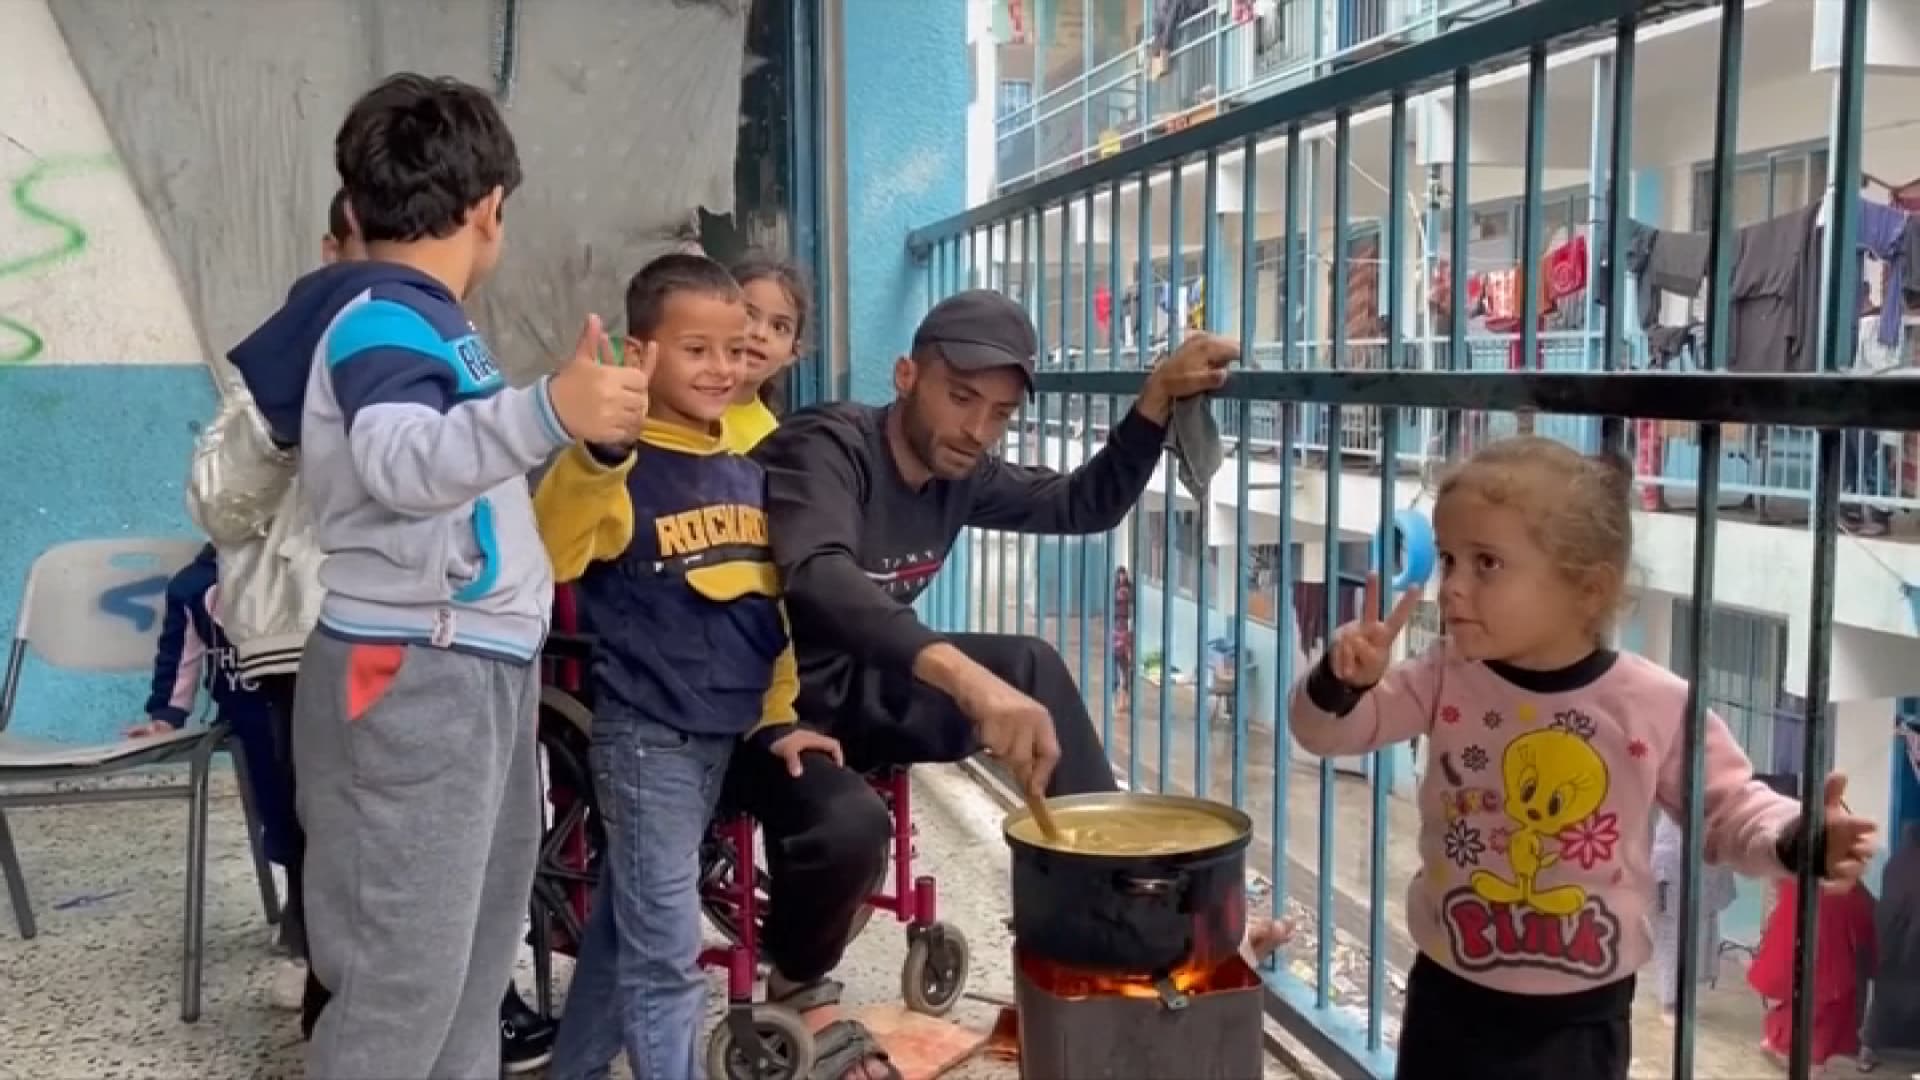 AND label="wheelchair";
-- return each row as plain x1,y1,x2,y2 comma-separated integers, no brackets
528,587,972,1080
